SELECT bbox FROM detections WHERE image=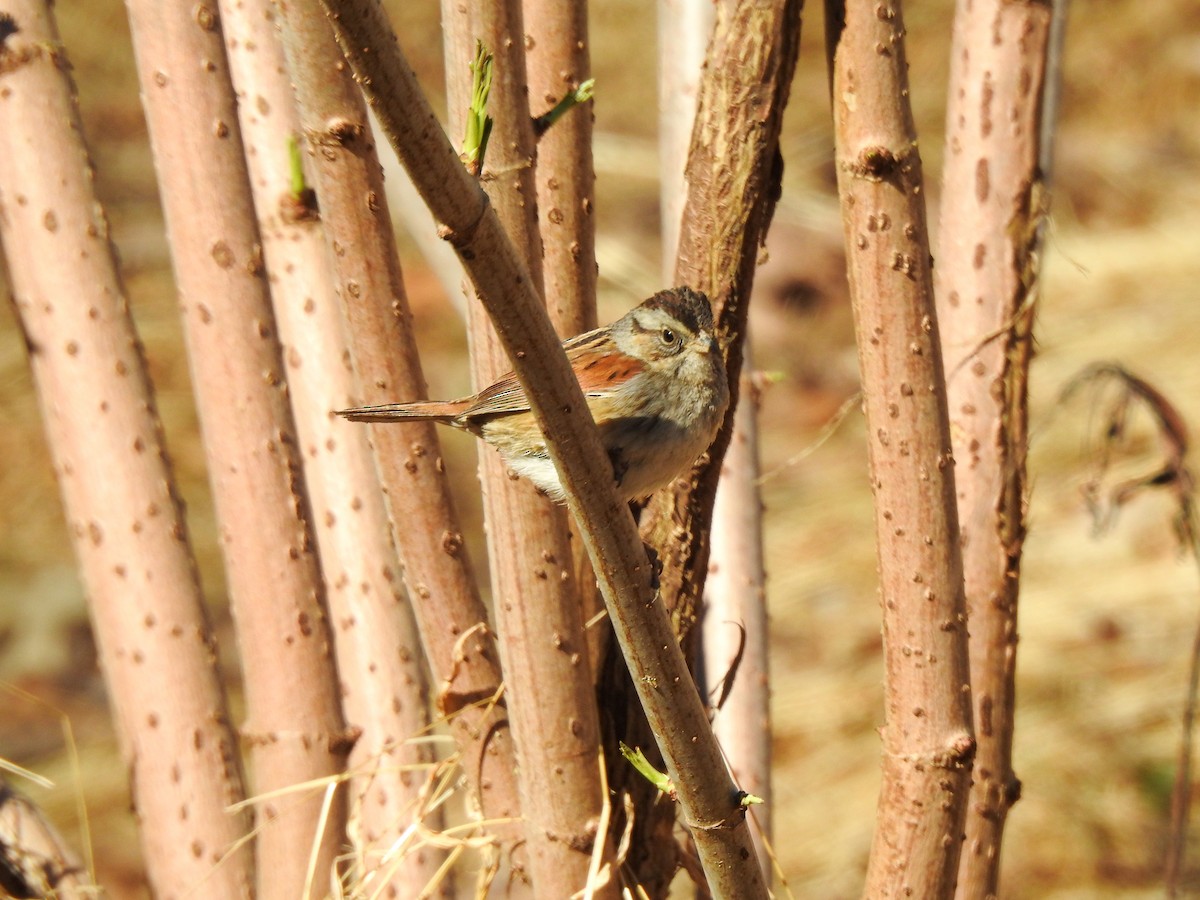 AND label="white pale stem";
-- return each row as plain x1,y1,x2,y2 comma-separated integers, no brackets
657,0,715,276
704,342,772,874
